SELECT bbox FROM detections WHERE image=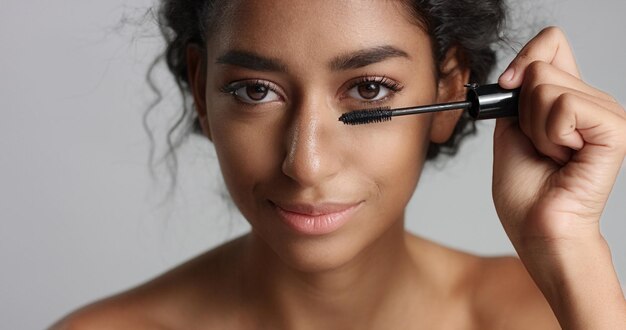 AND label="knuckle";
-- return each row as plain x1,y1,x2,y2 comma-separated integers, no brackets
547,94,576,139
553,92,577,109
518,51,531,62
546,114,570,144
525,61,547,82
546,128,561,145
541,26,566,40
532,83,554,99
529,84,555,110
